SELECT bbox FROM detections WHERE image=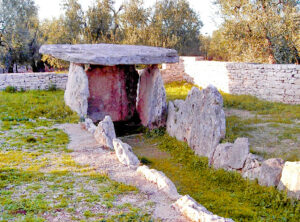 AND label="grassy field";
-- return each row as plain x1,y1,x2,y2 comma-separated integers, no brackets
1,84,299,221
0,90,152,221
